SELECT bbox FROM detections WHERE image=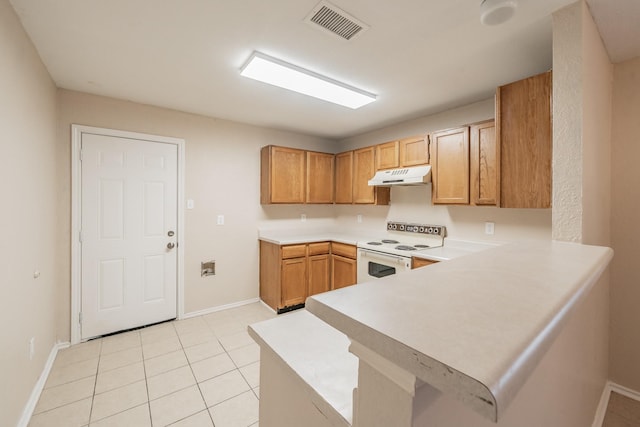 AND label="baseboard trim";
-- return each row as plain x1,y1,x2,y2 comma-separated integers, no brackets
182,298,260,319
592,381,640,427
17,341,70,427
